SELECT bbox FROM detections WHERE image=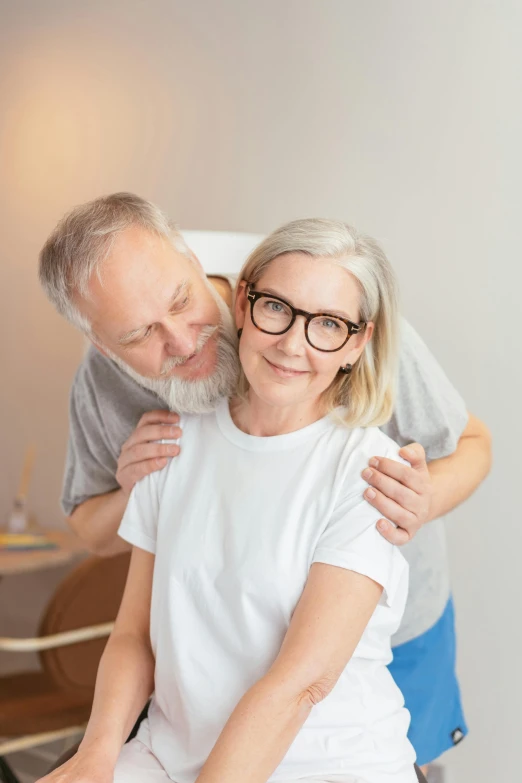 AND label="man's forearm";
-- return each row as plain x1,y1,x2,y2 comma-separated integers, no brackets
428,414,492,521
68,490,131,557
